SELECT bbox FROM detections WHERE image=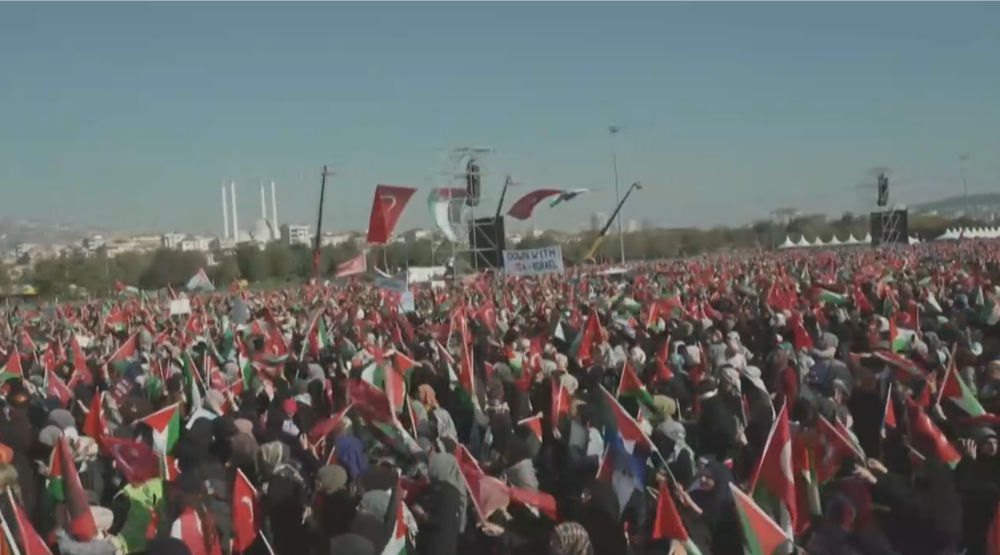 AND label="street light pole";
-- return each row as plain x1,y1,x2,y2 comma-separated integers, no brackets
609,125,626,265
